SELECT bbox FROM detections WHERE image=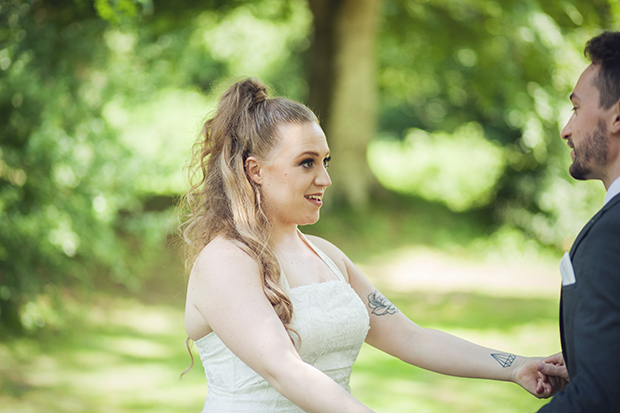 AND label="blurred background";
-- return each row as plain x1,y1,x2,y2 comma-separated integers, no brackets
1,0,618,411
